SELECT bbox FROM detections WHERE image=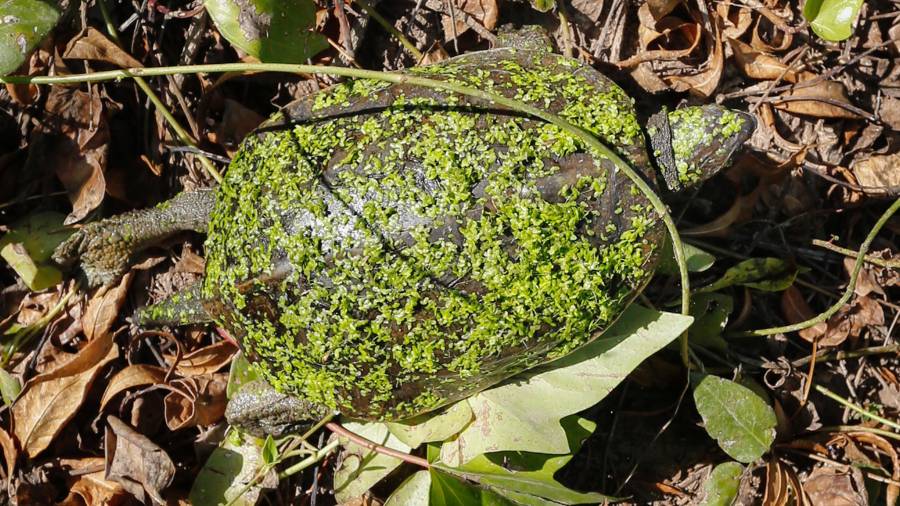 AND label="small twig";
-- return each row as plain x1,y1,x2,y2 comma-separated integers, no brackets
278,439,340,480
353,0,424,61
326,422,430,468
97,0,222,183
811,239,900,269
759,95,877,122
792,344,900,367
815,384,900,433
733,196,900,337
815,425,900,443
